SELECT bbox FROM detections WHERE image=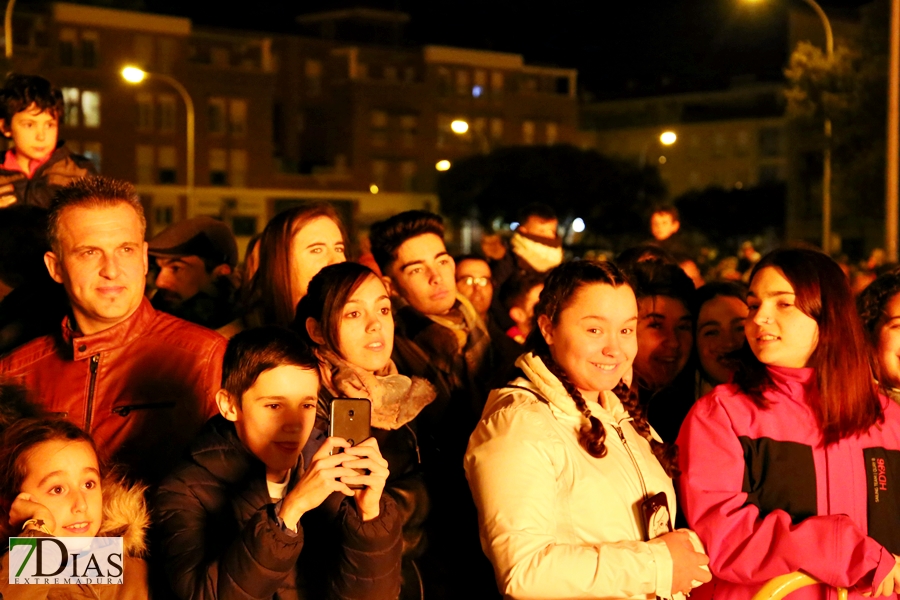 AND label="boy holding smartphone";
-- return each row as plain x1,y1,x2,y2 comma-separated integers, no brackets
153,326,402,600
